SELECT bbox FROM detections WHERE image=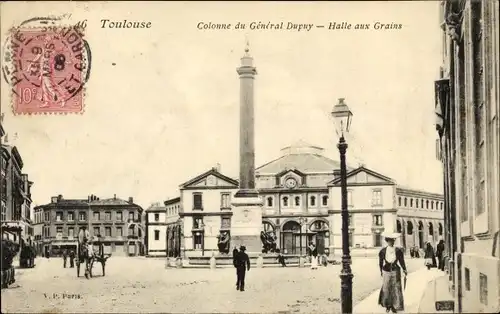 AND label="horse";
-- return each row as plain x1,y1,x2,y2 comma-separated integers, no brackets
76,242,93,279
76,241,110,278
